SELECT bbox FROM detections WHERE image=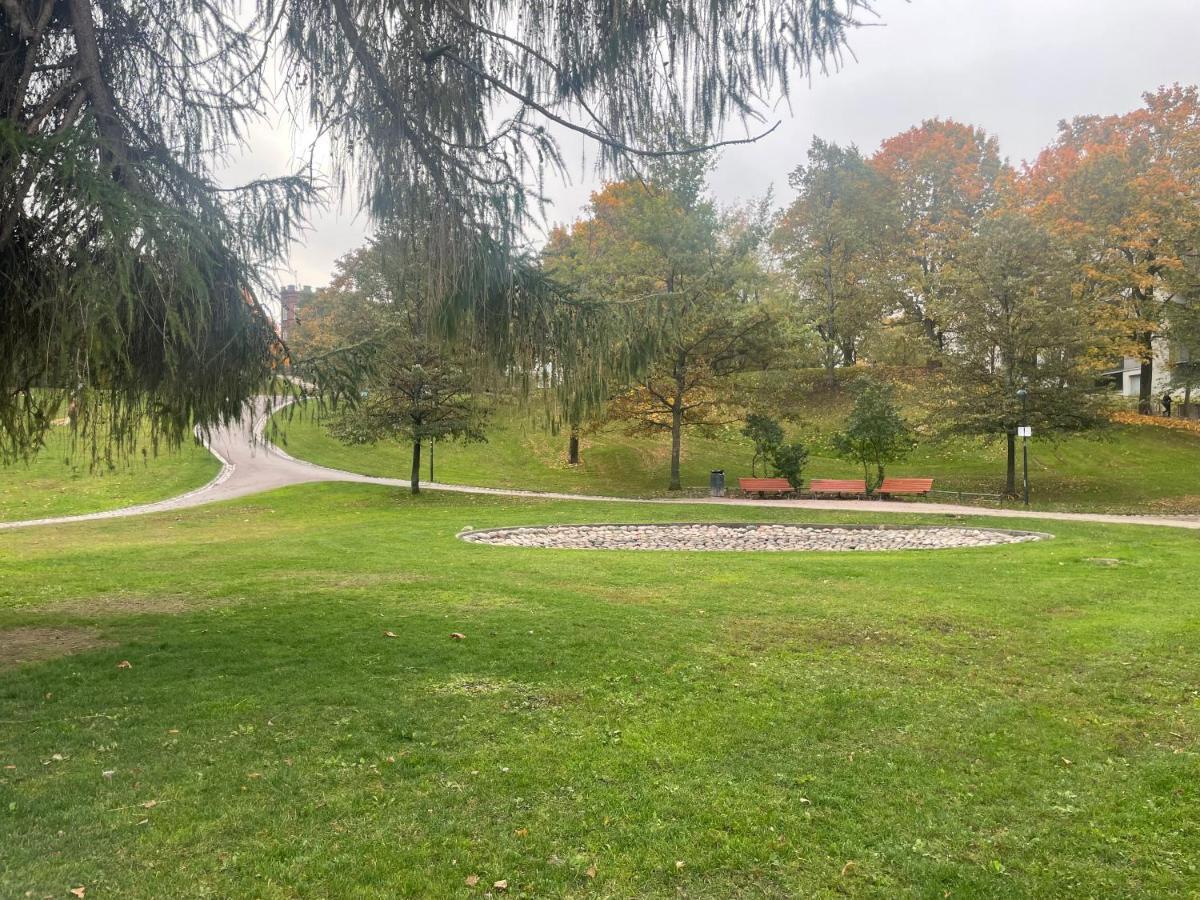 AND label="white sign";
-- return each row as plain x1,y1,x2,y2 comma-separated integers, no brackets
1017,426,1032,438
